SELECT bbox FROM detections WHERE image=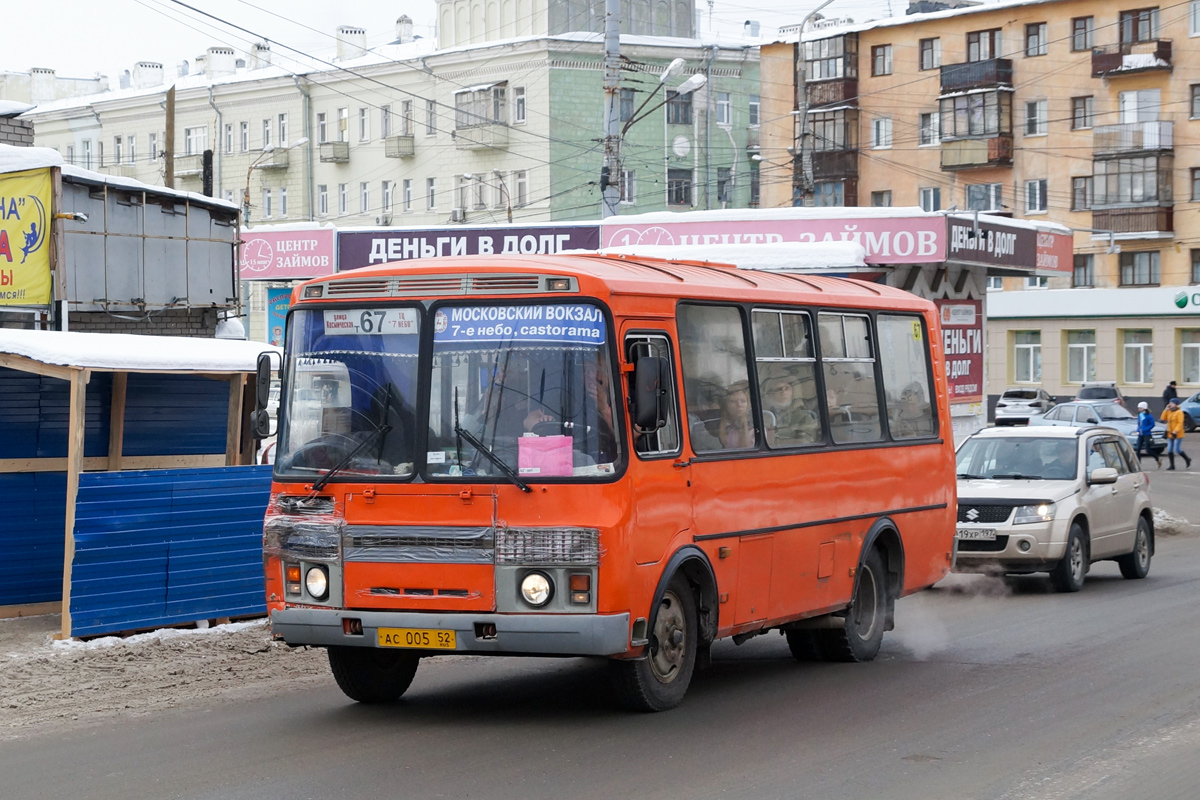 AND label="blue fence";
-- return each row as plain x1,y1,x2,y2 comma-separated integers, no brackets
69,465,272,637
0,472,68,607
